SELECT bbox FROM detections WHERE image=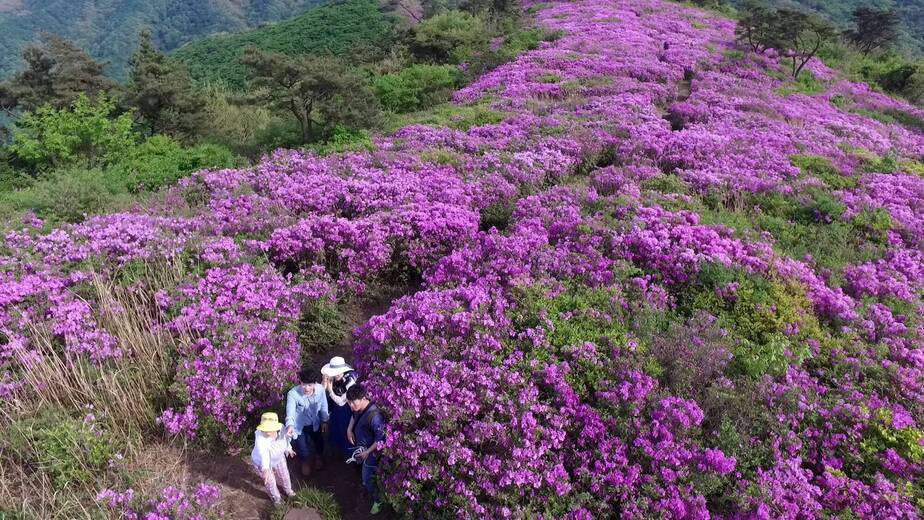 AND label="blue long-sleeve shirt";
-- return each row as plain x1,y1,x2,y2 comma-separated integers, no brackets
285,384,329,439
